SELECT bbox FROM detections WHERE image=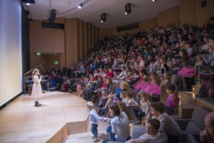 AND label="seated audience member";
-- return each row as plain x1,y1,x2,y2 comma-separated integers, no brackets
125,90,138,106
100,81,130,114
146,102,181,143
126,119,161,143
160,72,171,86
200,36,210,53
202,46,214,65
120,91,128,105
165,83,179,115
200,111,214,143
159,57,169,74
126,71,140,84
97,78,116,110
102,103,130,143
133,92,150,125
